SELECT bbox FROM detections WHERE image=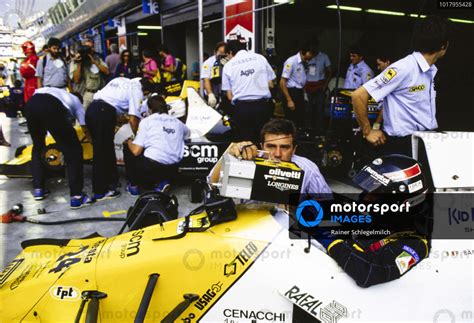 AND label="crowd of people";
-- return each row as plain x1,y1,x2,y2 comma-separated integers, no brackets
0,15,449,211
0,14,451,289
